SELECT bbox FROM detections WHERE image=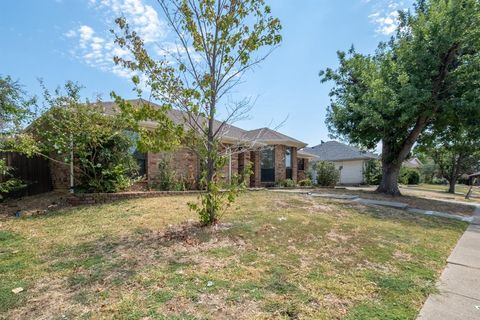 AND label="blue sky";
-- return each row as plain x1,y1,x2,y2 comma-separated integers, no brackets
1,0,410,147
